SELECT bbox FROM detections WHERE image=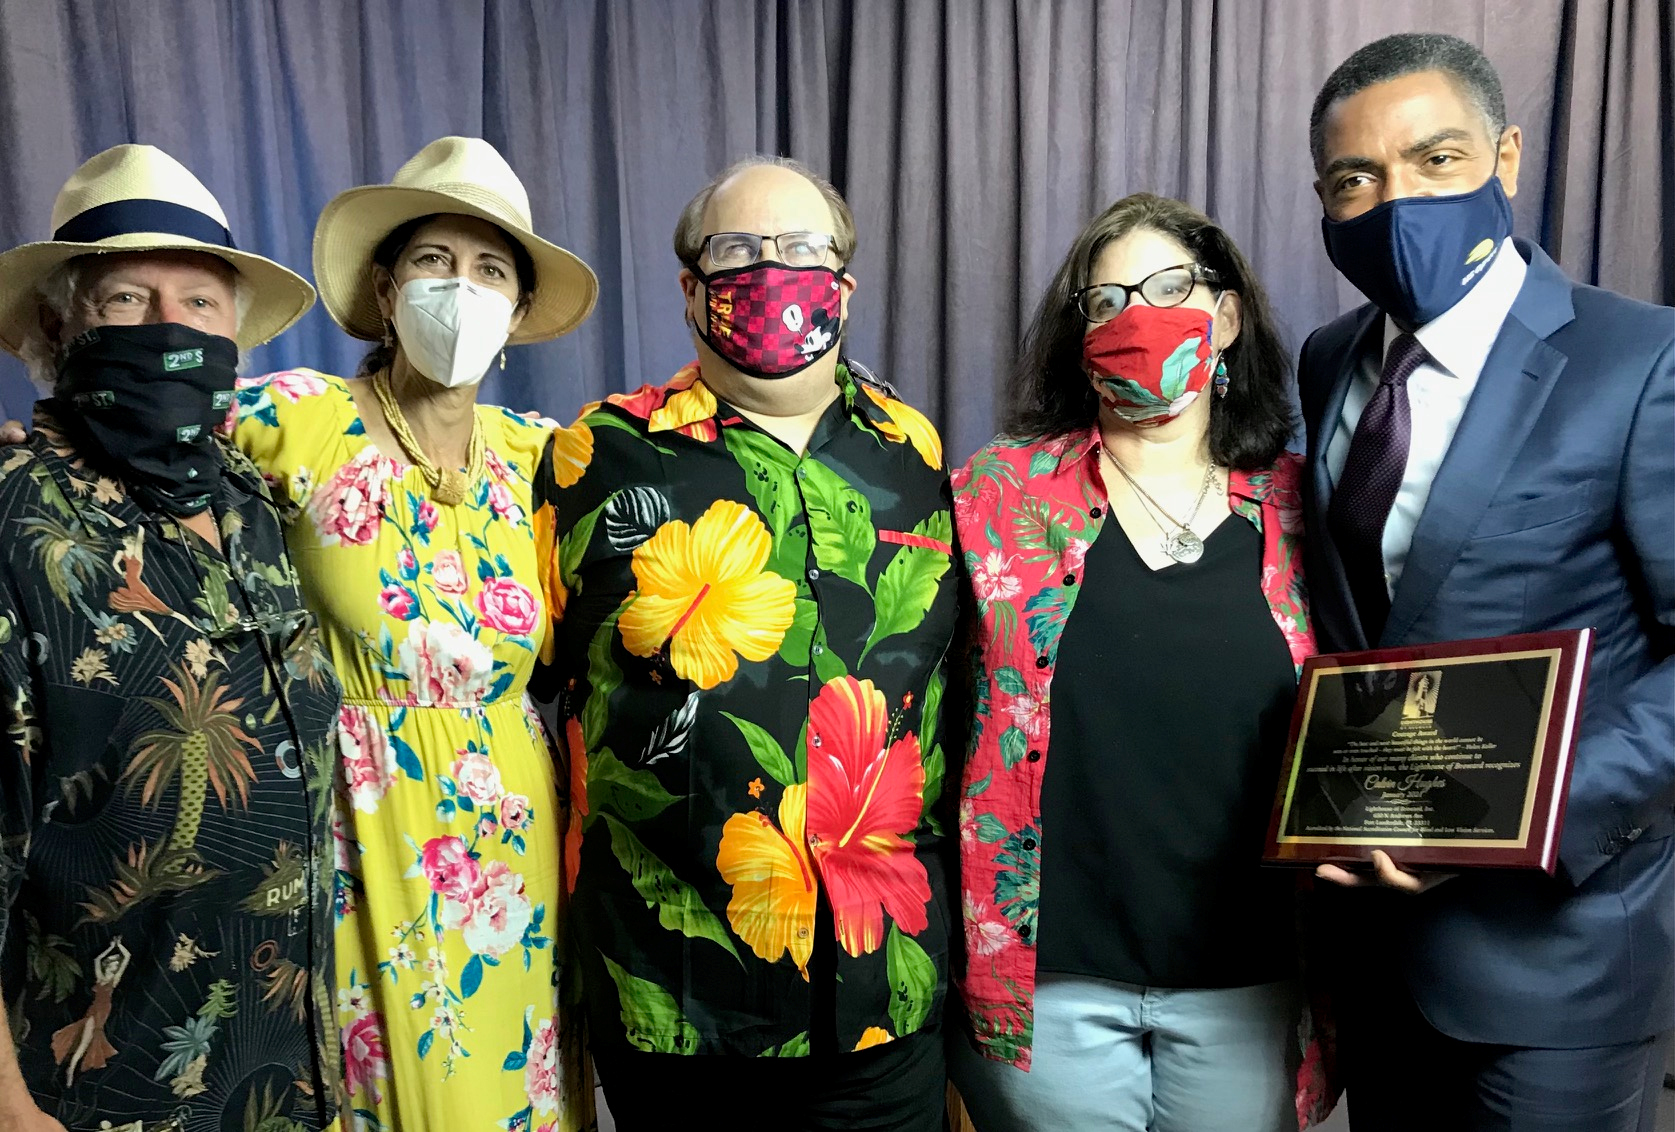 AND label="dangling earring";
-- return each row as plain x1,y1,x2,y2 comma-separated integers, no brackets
499,349,507,371
1212,359,1230,398
381,321,394,350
